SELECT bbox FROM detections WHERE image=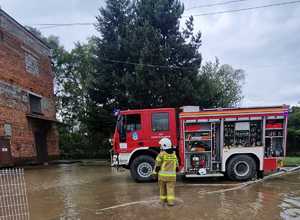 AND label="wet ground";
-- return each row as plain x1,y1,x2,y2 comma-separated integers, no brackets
25,164,300,220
